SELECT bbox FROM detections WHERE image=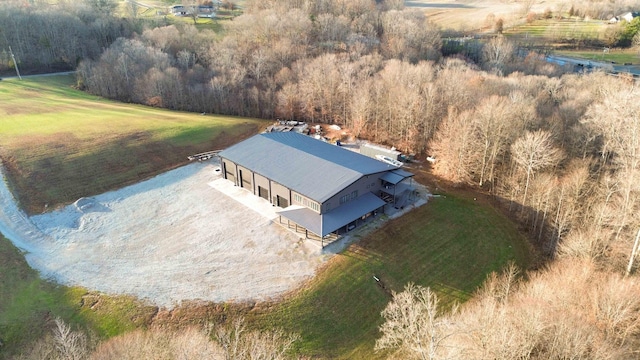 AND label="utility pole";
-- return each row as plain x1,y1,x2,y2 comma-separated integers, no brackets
9,46,22,80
